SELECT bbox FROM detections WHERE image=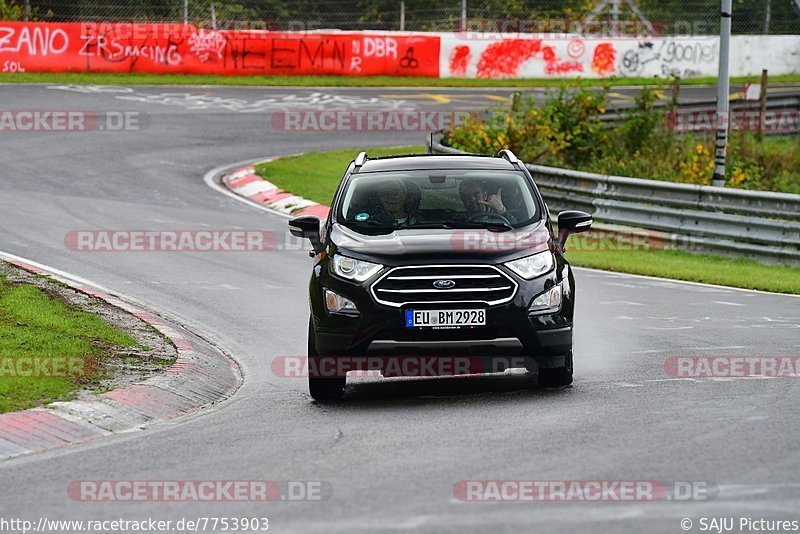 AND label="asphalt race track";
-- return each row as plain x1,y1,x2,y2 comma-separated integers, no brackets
1,83,799,533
